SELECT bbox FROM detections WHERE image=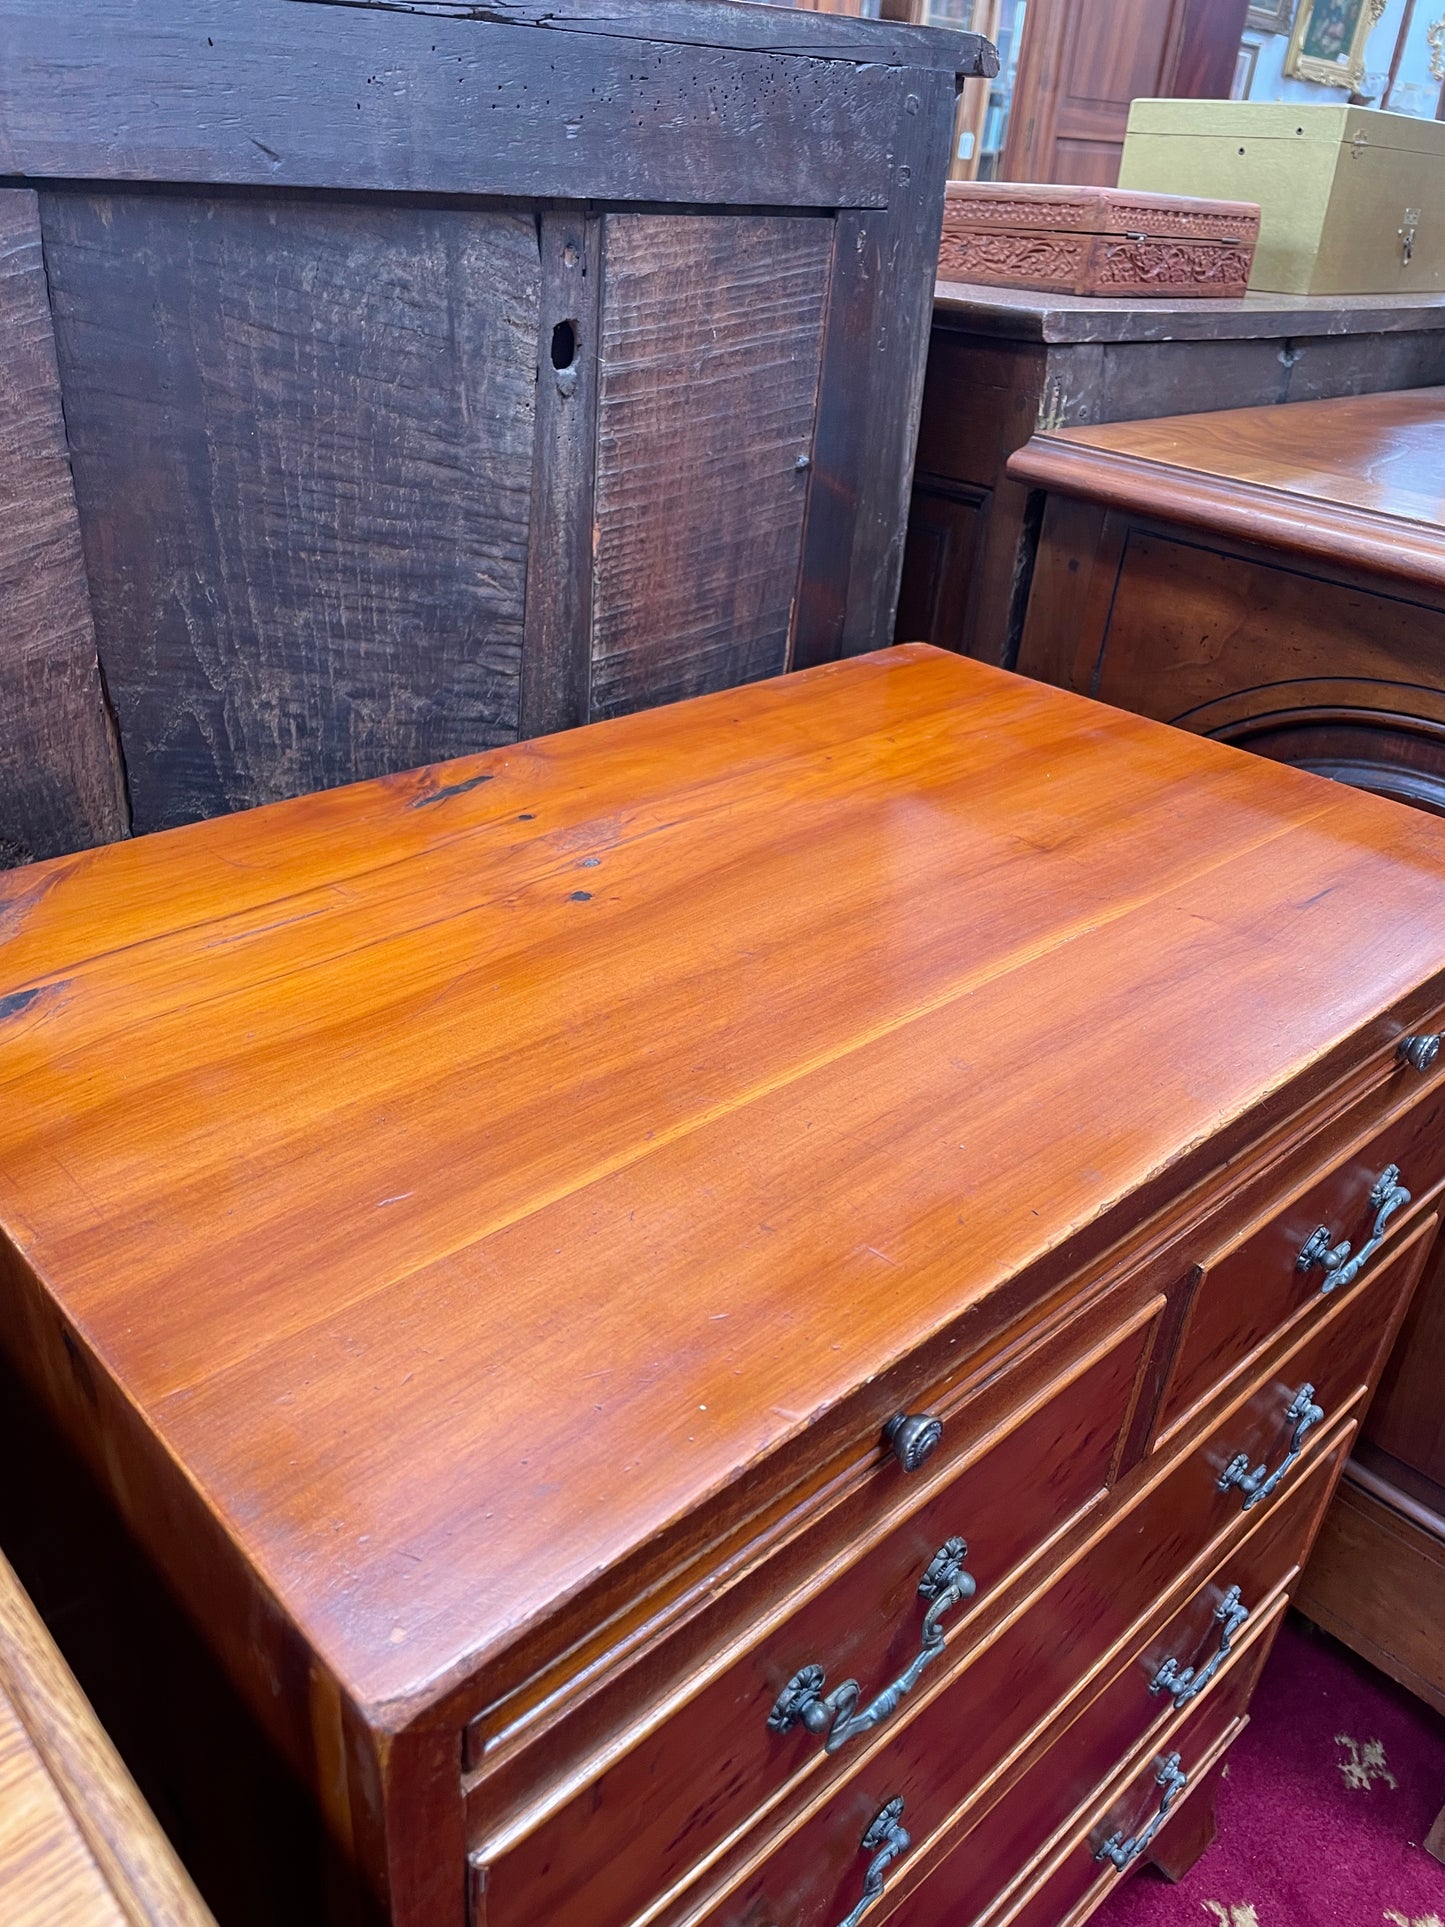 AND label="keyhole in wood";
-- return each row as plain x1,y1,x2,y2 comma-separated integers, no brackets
551,319,577,371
